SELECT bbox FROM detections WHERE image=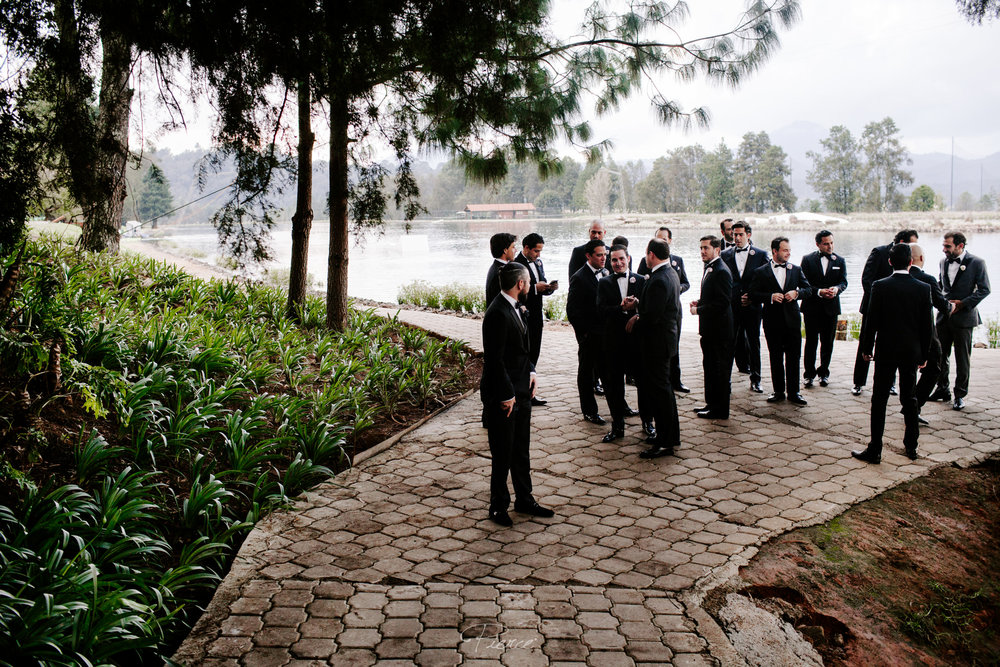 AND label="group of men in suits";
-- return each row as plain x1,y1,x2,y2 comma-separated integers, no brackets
480,224,990,526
